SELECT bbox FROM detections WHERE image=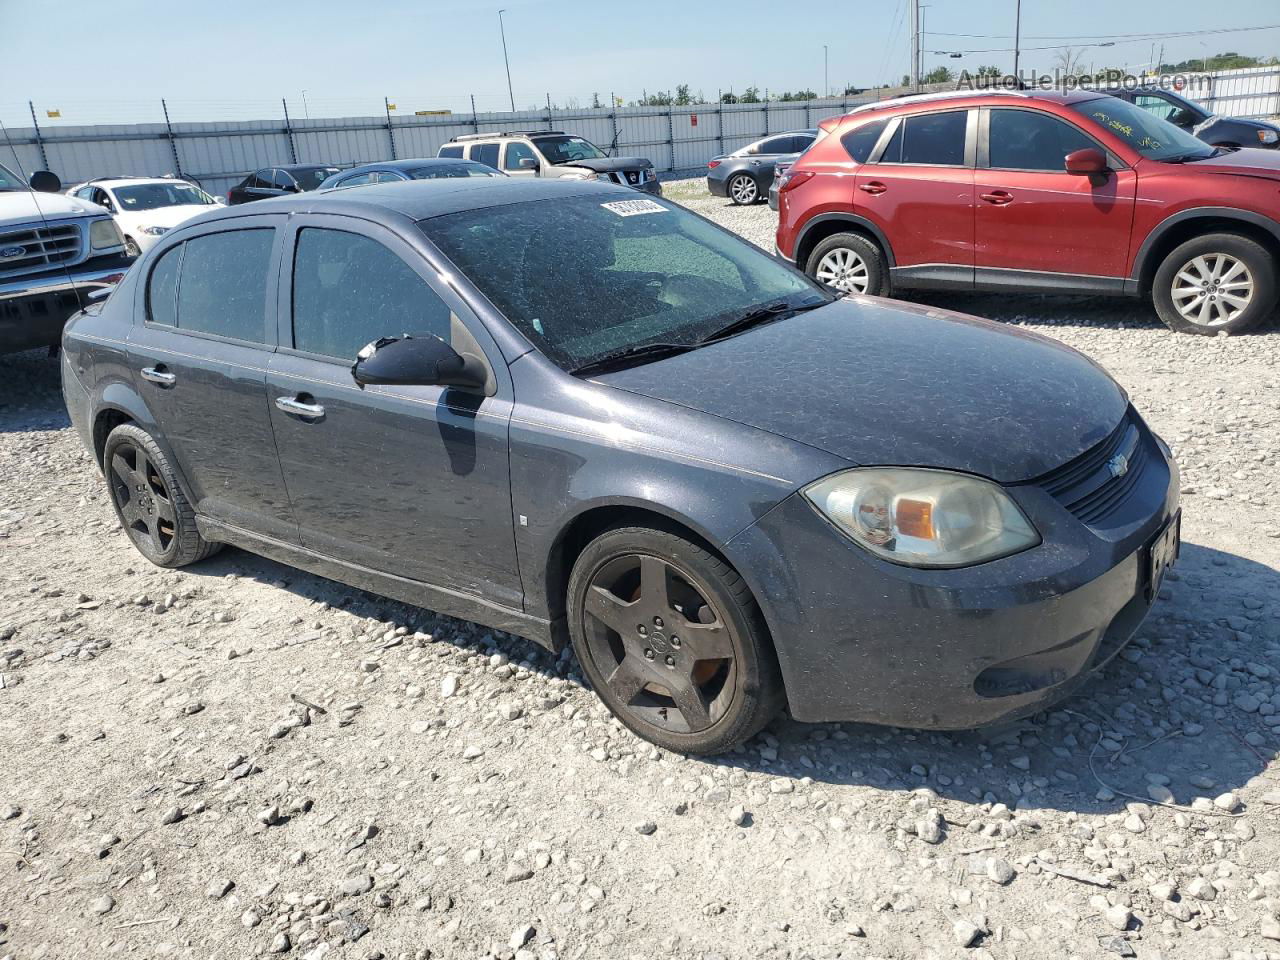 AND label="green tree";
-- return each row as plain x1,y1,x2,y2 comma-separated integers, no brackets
741,86,761,103
675,84,692,105
591,92,602,109
922,66,955,84
720,91,739,104
976,64,1001,77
